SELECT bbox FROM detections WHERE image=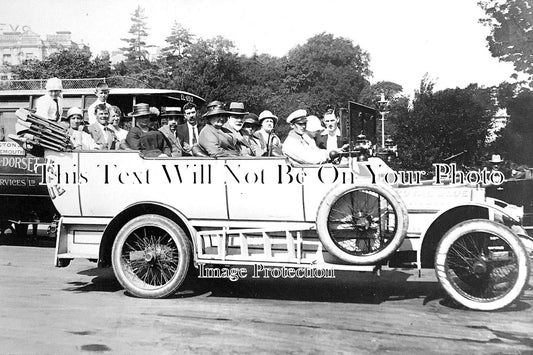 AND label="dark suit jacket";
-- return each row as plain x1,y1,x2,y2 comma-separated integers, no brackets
159,125,183,157
315,132,345,151
177,123,204,145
